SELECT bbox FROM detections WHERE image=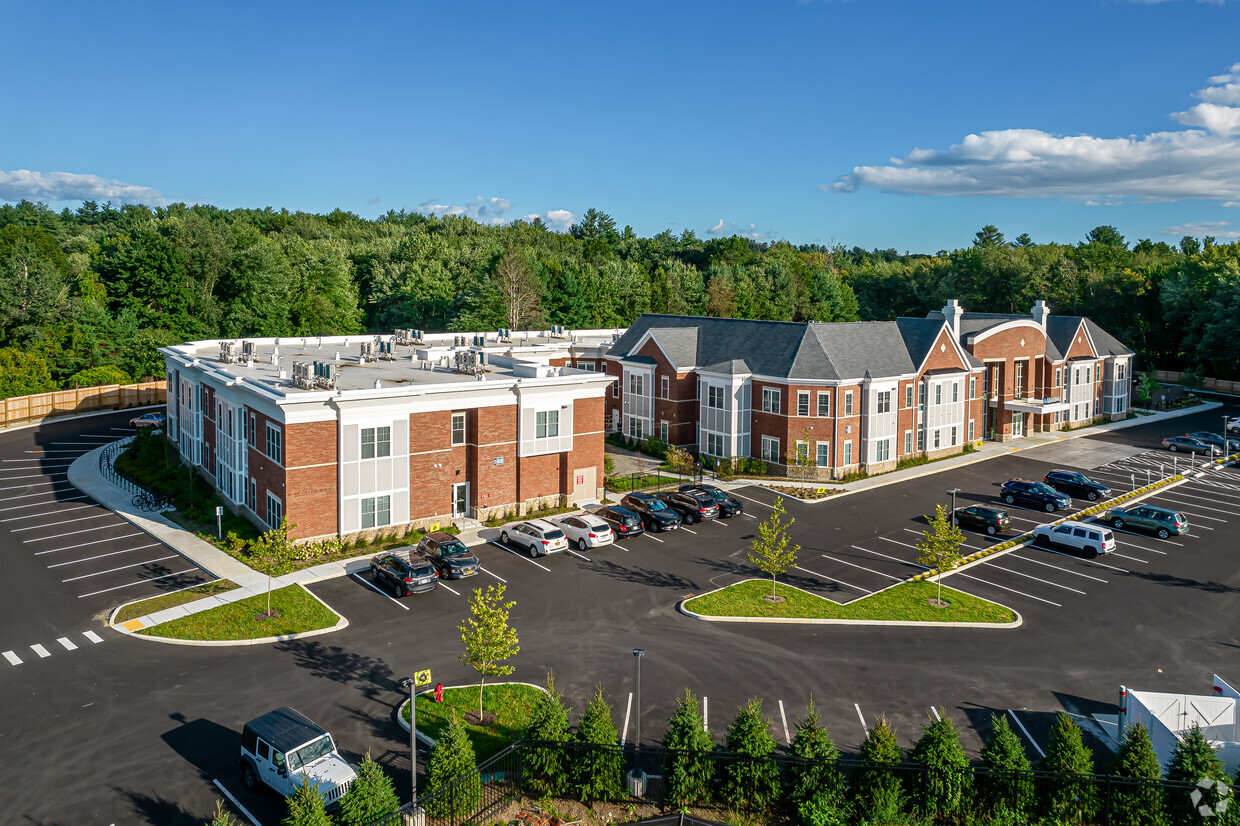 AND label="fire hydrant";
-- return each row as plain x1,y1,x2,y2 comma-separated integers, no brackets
434,683,444,703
